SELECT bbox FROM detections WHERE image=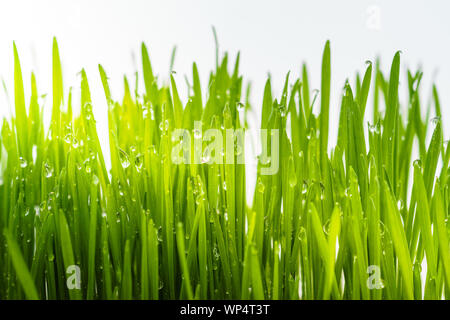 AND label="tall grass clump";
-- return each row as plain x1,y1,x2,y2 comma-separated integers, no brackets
0,38,448,300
